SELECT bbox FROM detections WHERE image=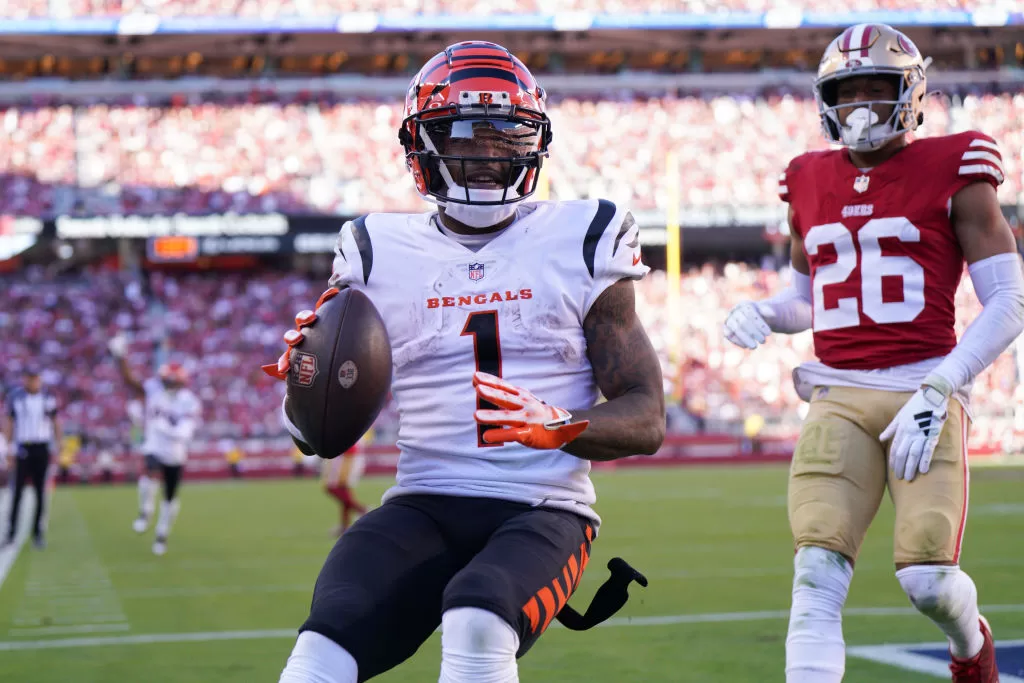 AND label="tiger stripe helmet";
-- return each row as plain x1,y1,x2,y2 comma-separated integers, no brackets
158,362,188,386
399,41,552,207
815,24,928,151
